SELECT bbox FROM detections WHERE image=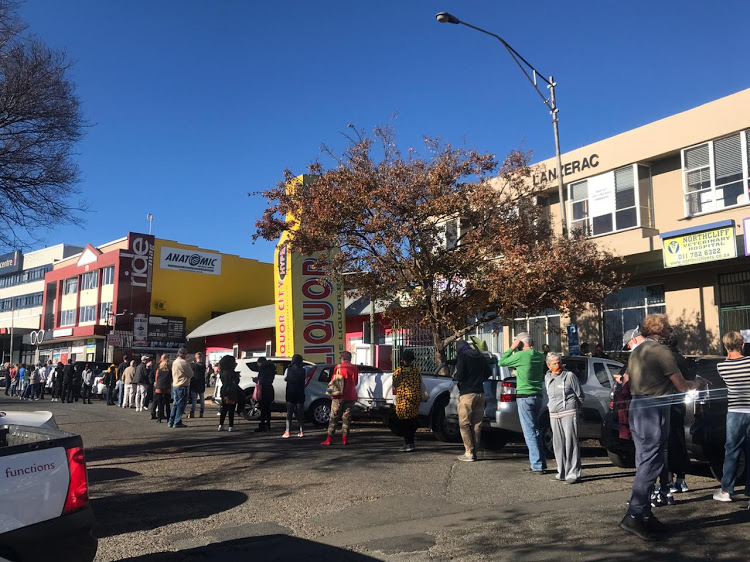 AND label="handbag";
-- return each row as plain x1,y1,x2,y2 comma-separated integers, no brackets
252,383,262,402
420,377,429,402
